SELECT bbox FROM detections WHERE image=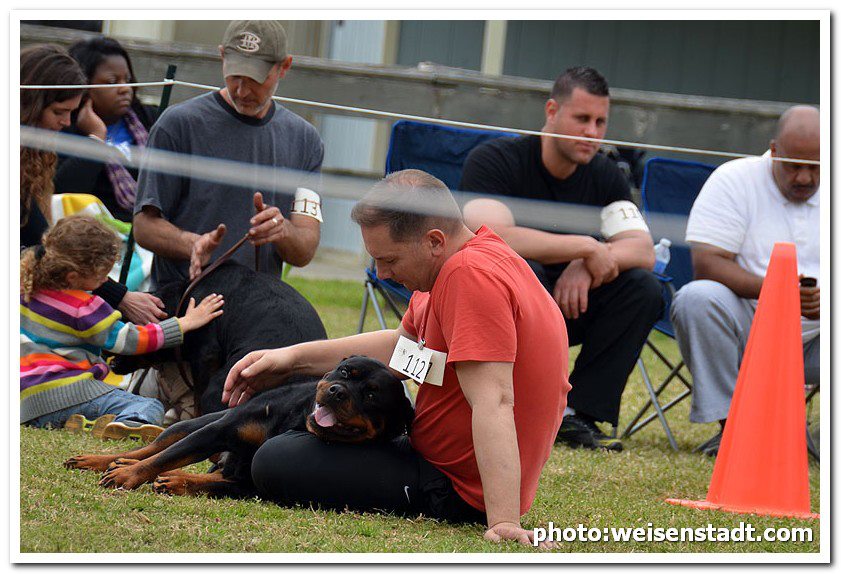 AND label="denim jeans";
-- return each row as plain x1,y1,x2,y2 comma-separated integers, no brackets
27,389,165,429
